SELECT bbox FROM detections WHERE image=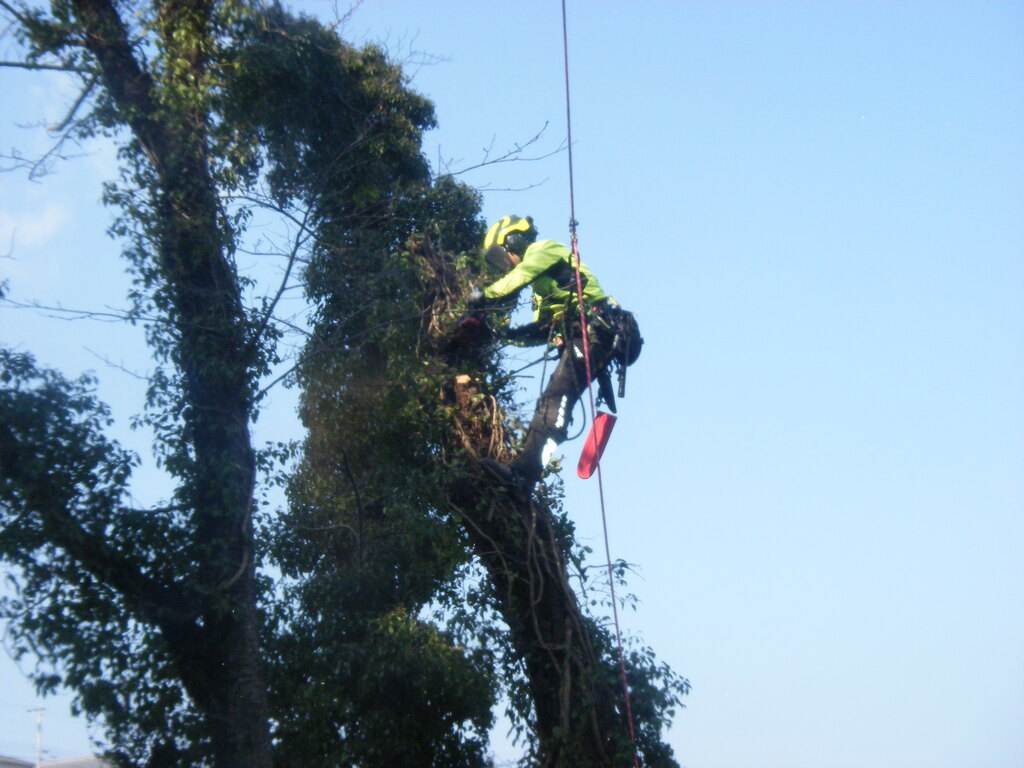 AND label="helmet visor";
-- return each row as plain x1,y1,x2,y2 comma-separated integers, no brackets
484,244,513,273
